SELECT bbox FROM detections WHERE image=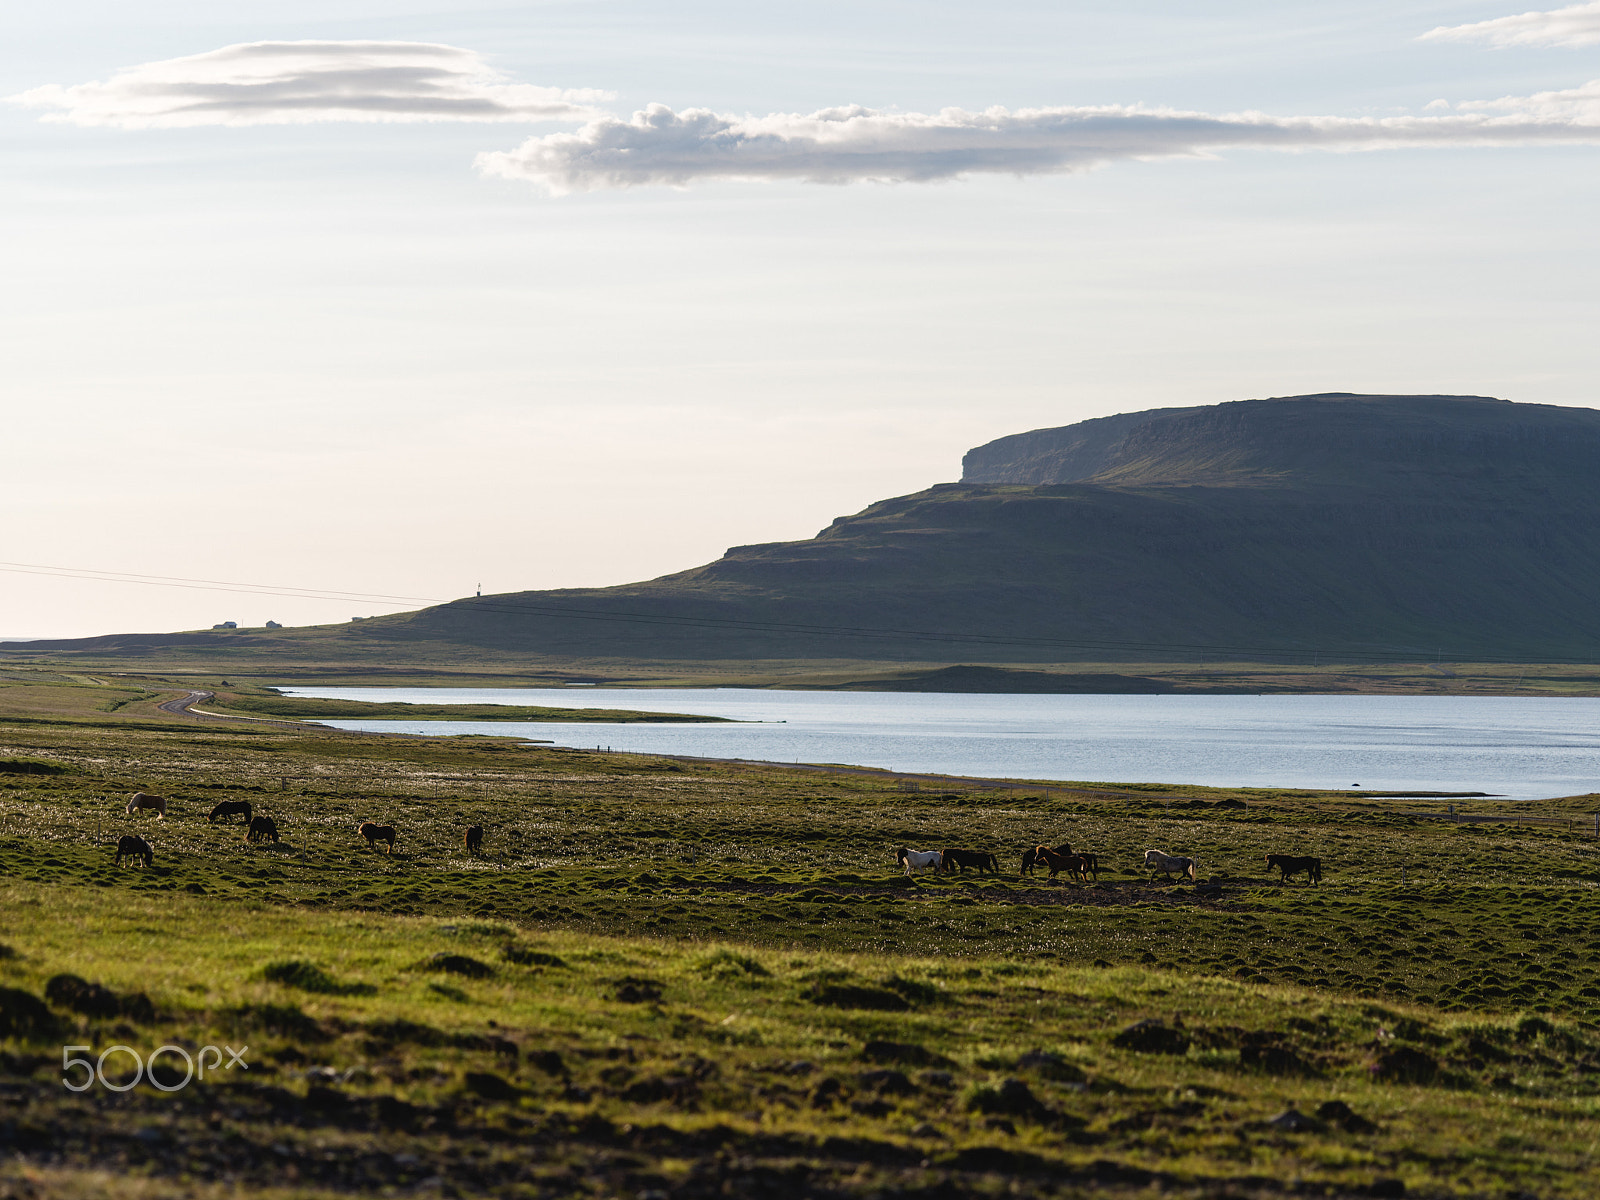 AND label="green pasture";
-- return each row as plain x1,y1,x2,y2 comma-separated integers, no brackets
4,695,1600,1196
